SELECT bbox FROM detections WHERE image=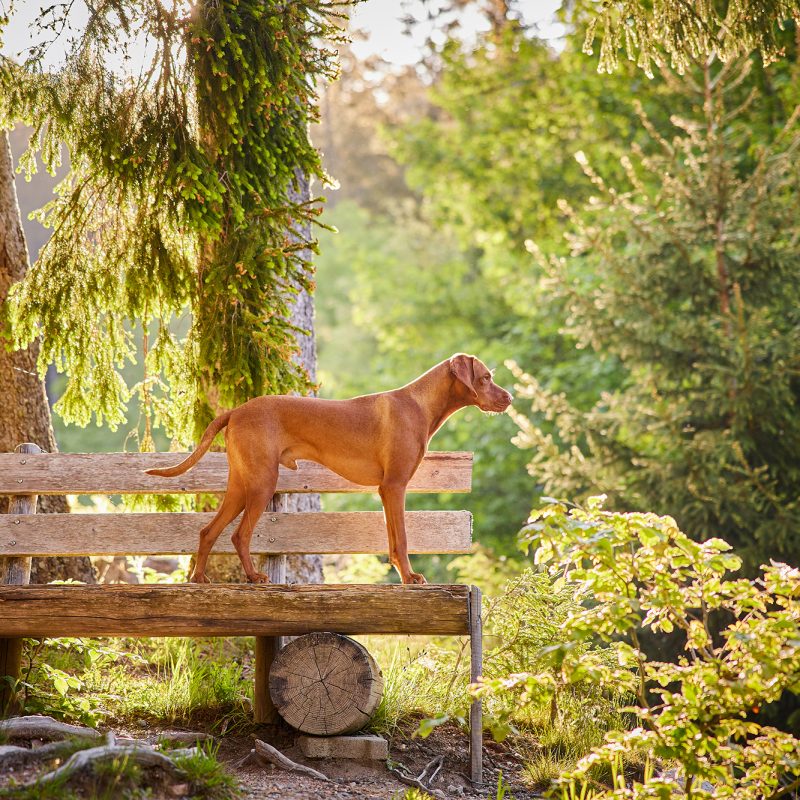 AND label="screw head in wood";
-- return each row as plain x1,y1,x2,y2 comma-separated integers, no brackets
268,537,275,543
